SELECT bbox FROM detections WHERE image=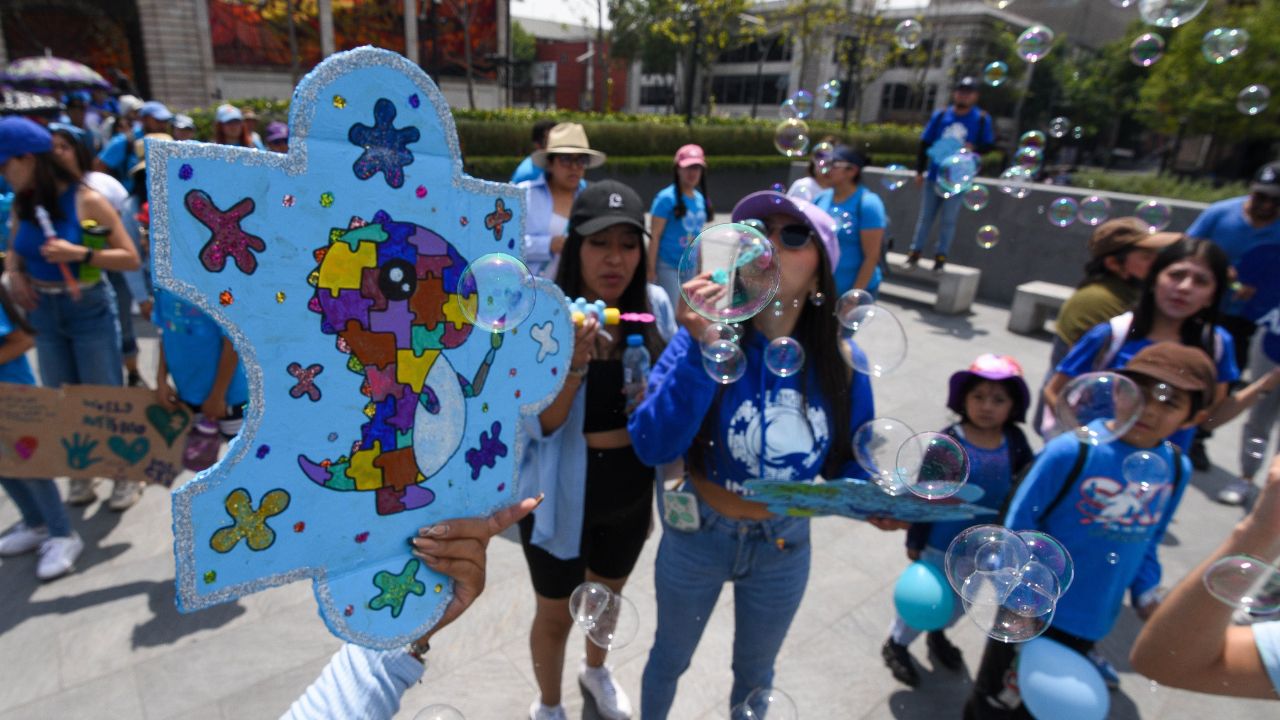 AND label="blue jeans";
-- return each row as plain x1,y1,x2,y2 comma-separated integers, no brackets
27,281,123,388
909,188,964,257
0,478,71,537
107,271,138,358
641,491,811,719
